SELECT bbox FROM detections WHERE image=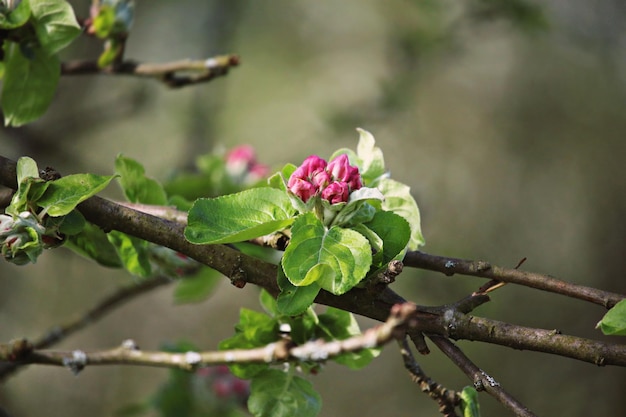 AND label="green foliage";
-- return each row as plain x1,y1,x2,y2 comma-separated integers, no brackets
37,173,116,217
597,299,626,336
1,42,60,127
0,0,80,126
115,154,168,205
107,230,152,277
281,212,372,294
185,188,296,245
248,369,321,417
460,386,481,417
184,130,422,312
